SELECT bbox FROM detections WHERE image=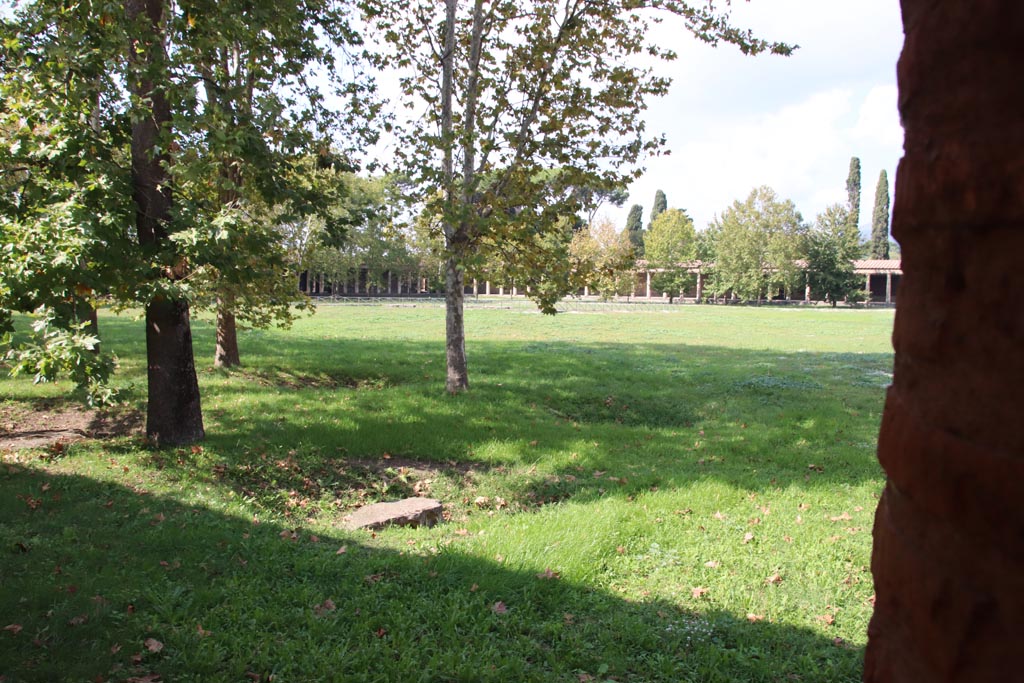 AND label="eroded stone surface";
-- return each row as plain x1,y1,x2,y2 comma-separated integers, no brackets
342,498,443,531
